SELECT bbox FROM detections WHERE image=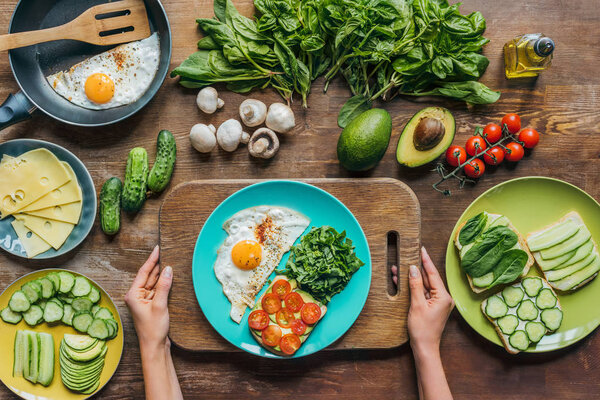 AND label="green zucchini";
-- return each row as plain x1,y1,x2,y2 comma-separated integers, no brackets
502,286,524,308
516,299,538,321
147,130,177,193
508,330,530,351
525,321,546,343
522,277,543,297
1,307,22,324
541,308,563,331
23,305,44,326
99,177,122,235
9,290,30,312
497,314,519,335
121,147,149,213
485,296,508,319
535,288,557,309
